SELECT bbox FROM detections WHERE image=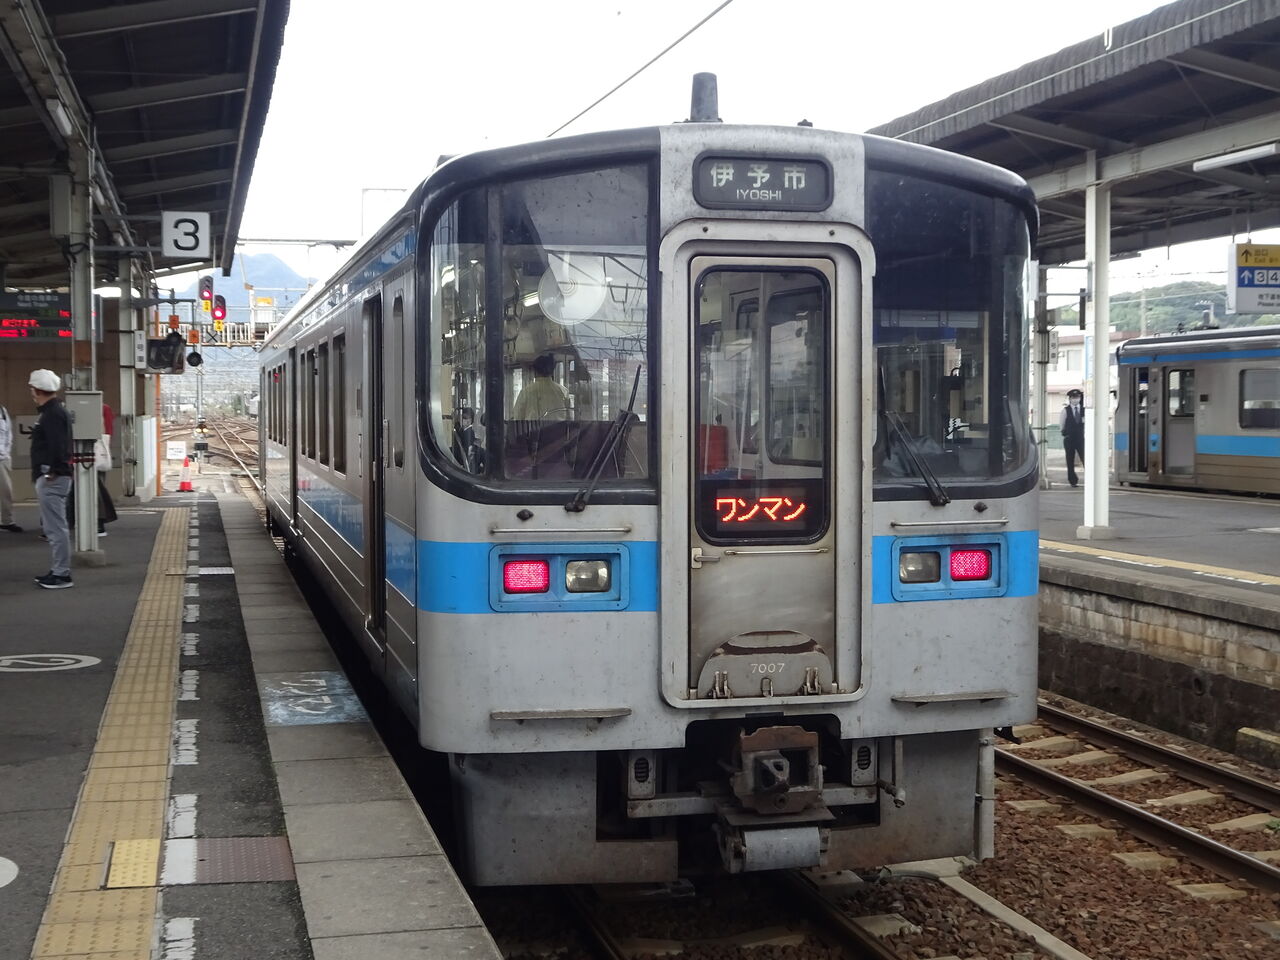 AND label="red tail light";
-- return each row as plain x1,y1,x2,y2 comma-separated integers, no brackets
950,549,991,581
503,559,550,593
